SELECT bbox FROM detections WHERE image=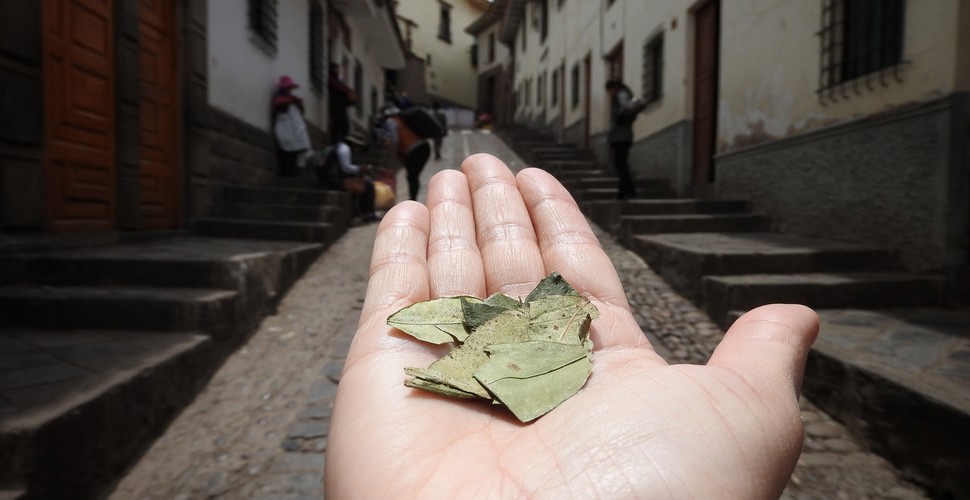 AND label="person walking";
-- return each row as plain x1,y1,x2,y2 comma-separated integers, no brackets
605,79,641,199
381,106,431,201
272,75,310,177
